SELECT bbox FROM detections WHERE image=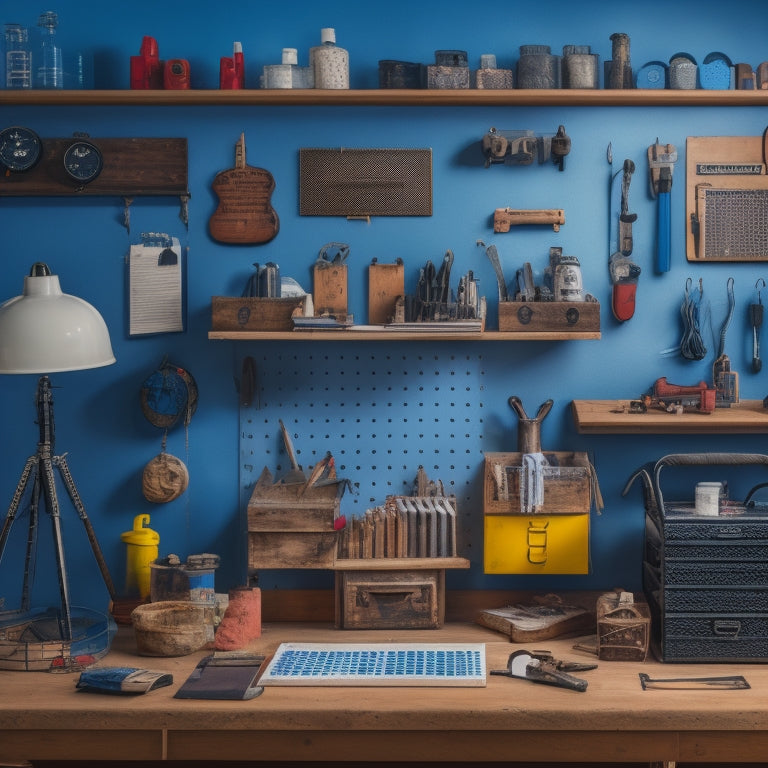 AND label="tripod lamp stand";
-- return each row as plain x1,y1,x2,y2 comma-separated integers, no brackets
0,263,116,651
